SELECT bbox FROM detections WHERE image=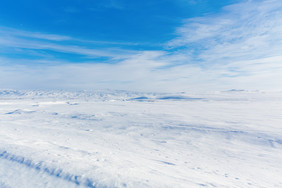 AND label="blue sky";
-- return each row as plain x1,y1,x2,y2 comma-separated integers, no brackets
1,0,282,91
